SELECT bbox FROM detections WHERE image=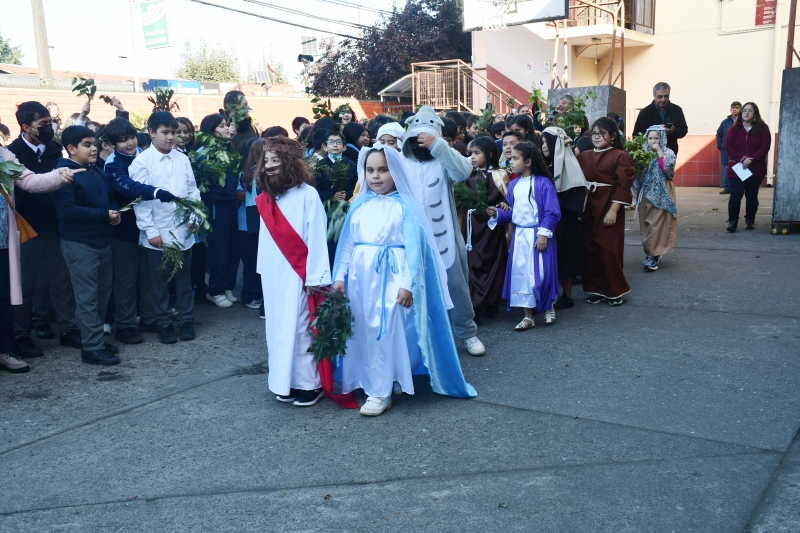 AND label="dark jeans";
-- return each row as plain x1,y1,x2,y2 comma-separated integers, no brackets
720,163,729,189
61,240,113,351
728,175,762,223
191,241,207,298
205,201,240,297
111,239,156,329
146,247,194,328
239,231,262,304
0,249,14,353
14,234,77,338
